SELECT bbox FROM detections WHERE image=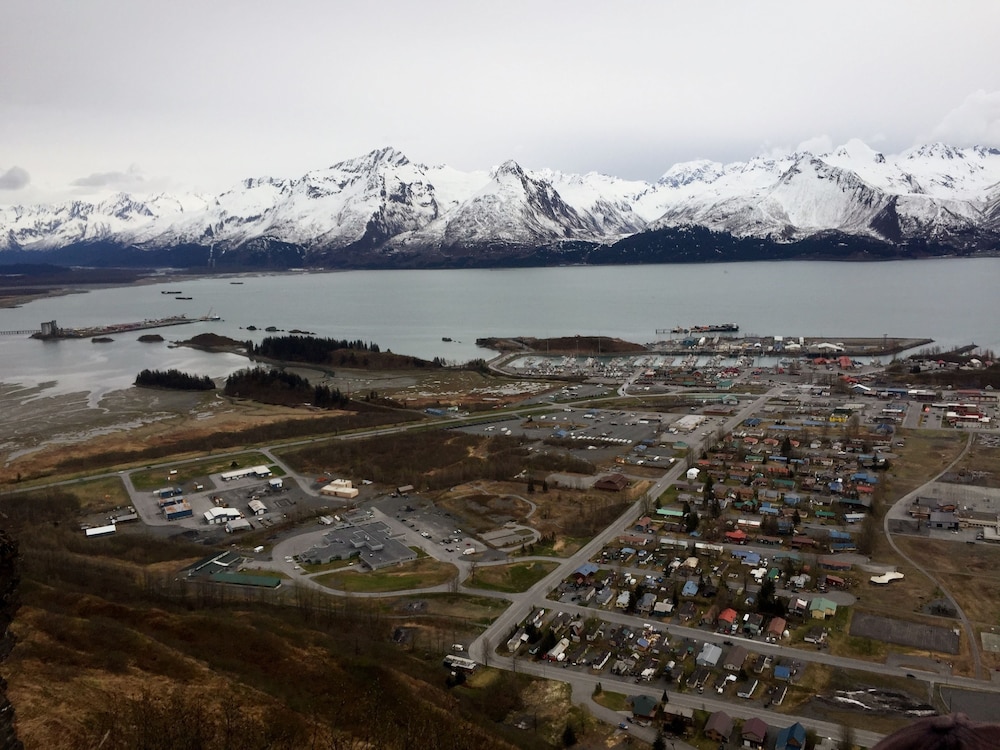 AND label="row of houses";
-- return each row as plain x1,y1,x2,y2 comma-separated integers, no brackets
626,694,807,749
